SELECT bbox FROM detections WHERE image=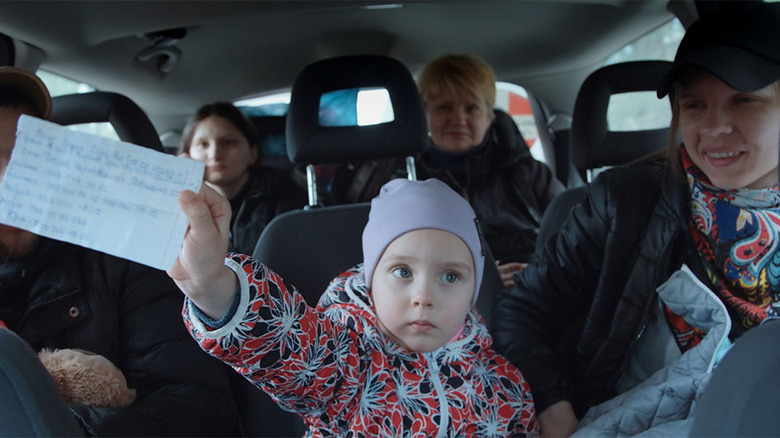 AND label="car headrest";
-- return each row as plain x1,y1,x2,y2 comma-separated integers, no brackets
51,91,163,152
571,61,672,172
492,108,531,155
286,55,428,165
0,33,13,66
